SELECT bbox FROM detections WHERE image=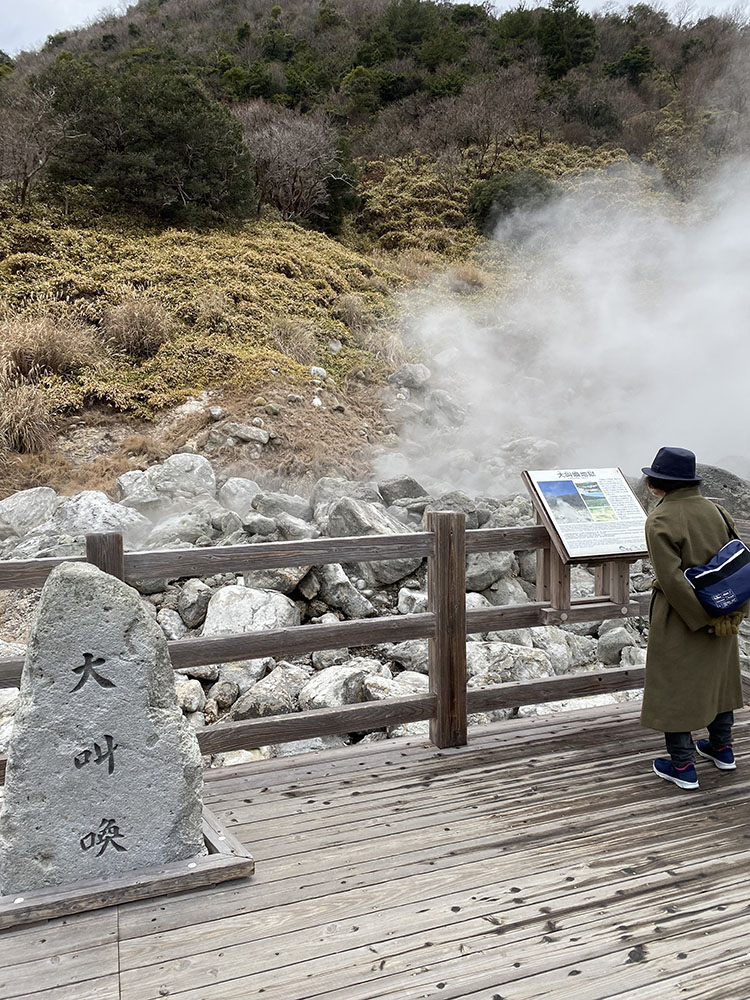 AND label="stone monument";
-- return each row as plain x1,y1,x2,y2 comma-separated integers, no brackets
0,562,205,895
